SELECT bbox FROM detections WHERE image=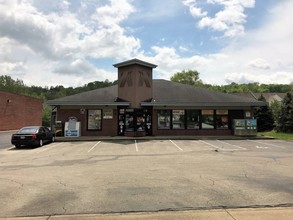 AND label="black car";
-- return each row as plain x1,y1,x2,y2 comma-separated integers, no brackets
11,126,55,148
